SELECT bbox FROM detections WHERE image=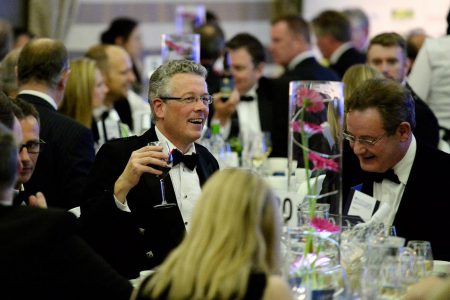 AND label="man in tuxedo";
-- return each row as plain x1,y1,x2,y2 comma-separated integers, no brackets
366,32,440,149
312,10,366,78
211,33,276,147
270,15,340,158
344,78,450,261
16,38,95,209
0,106,132,300
81,59,220,278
